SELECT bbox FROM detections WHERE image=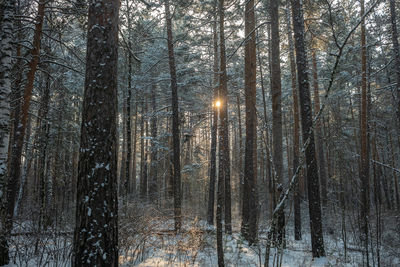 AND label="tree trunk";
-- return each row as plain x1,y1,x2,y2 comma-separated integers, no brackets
291,0,325,257
149,83,158,201
73,0,119,266
389,0,400,138
140,98,147,199
0,0,14,193
207,0,218,225
125,49,132,201
270,0,284,246
286,4,301,241
359,0,370,265
1,1,46,264
312,51,328,206
216,108,224,266
164,0,182,231
37,64,51,230
218,0,232,235
132,90,138,195
0,0,14,261
241,0,258,245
